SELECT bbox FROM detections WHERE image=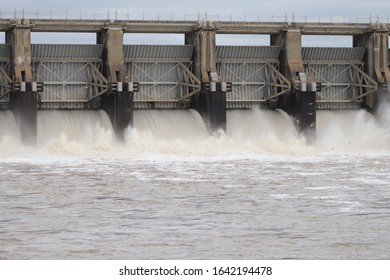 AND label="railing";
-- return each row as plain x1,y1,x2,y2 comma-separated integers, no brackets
0,9,389,24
